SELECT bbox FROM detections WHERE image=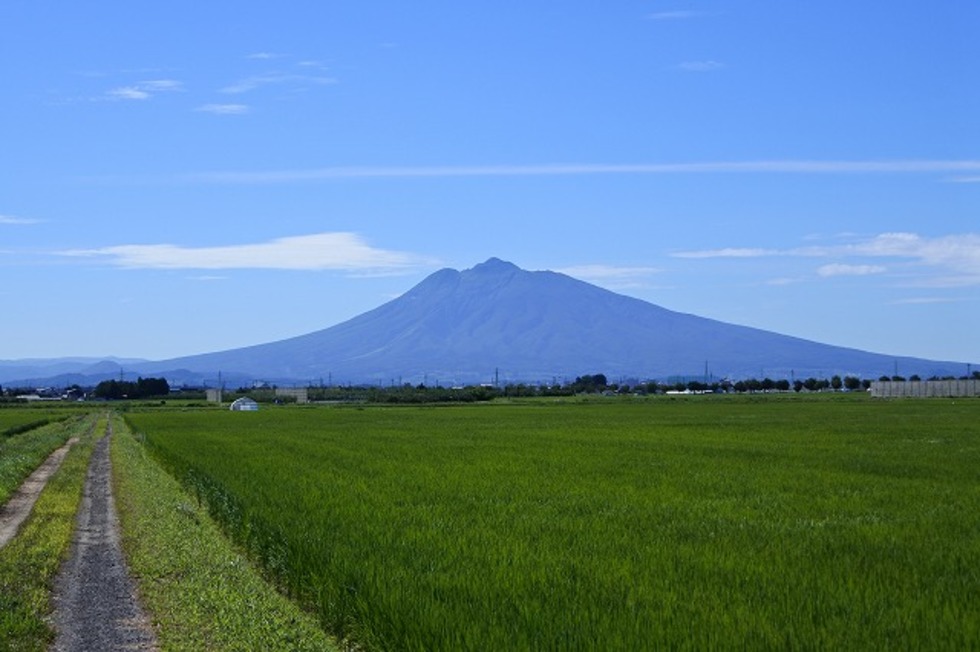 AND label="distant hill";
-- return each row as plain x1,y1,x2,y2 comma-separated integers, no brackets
122,257,963,386
3,259,968,387
0,358,147,387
